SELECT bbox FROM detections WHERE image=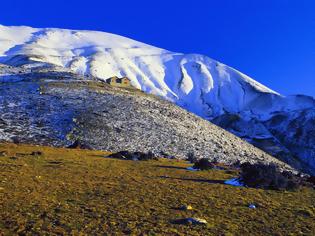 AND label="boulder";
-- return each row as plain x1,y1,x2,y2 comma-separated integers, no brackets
193,158,216,170
107,151,158,161
67,140,92,150
0,151,7,157
179,205,193,211
172,218,207,225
